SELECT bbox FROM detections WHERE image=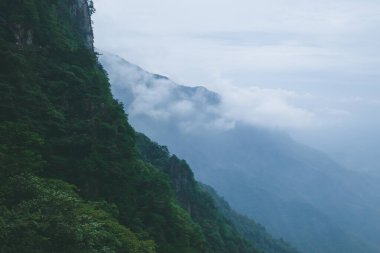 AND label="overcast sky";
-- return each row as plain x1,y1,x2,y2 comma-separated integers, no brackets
93,0,380,172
